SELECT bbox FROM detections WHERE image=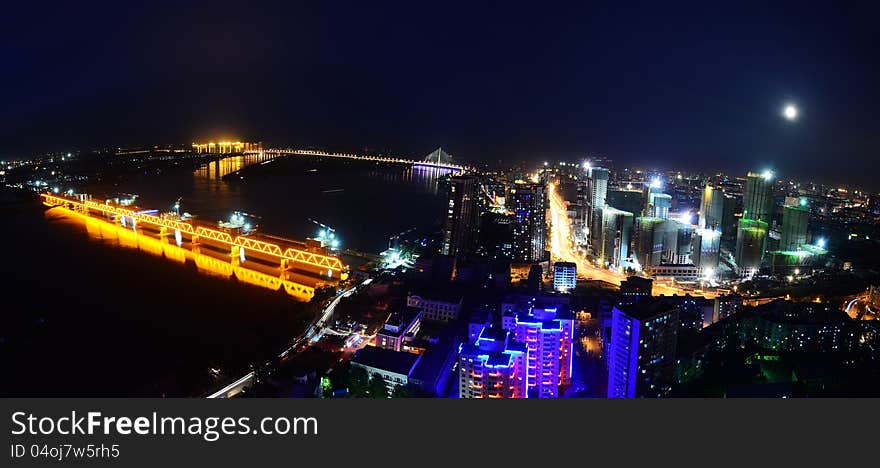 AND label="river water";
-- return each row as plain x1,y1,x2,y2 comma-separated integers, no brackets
0,155,450,396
